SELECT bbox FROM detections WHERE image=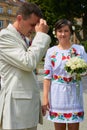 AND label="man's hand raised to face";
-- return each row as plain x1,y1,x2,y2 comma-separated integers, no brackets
35,19,49,34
